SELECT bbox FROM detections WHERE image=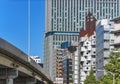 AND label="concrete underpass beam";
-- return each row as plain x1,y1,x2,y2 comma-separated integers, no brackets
26,77,36,84
6,79,13,84
0,79,6,84
14,77,36,84
36,80,44,84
